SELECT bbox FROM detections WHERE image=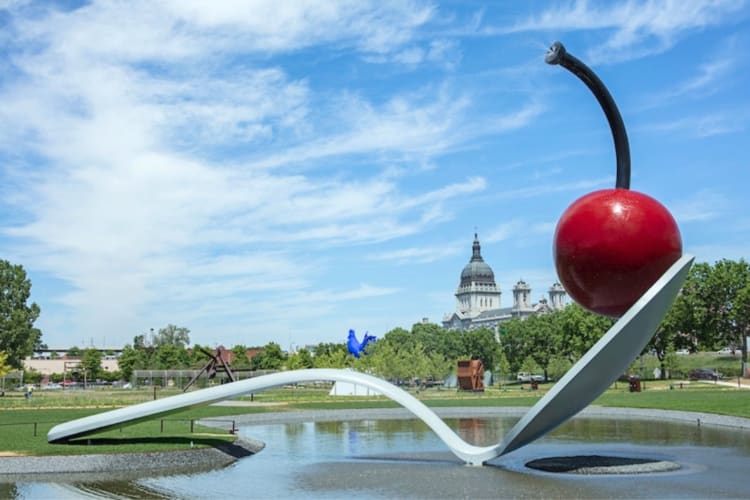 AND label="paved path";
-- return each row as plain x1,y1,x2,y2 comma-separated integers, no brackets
715,379,750,389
